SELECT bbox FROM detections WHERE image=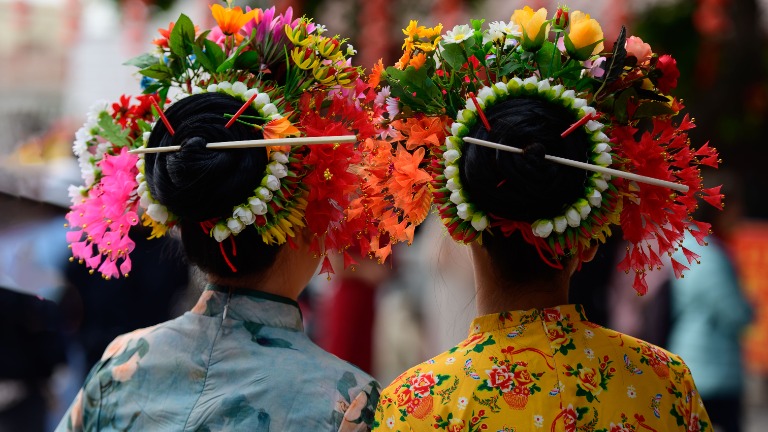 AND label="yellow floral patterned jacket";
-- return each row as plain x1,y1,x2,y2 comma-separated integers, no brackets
374,305,710,432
